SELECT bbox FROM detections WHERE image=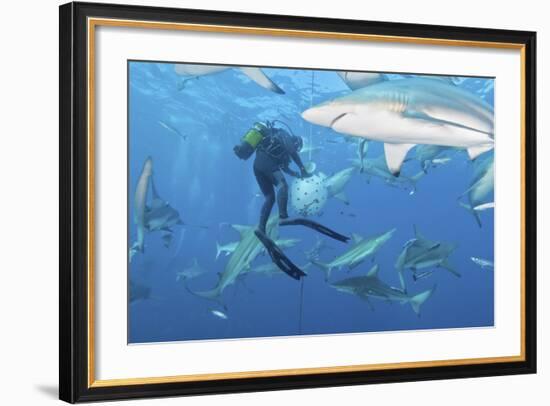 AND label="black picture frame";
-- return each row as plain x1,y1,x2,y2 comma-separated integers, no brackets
59,1,537,403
